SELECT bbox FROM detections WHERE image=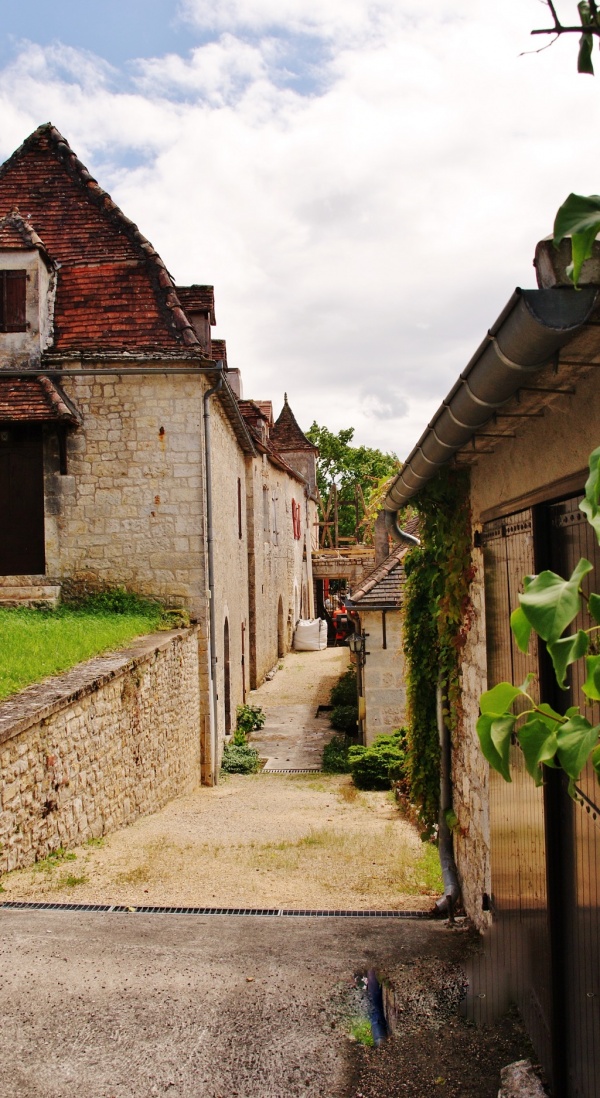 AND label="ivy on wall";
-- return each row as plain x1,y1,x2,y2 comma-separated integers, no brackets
402,467,474,828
